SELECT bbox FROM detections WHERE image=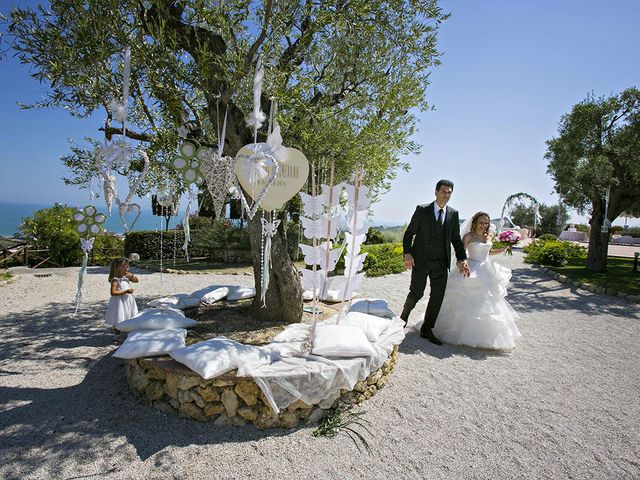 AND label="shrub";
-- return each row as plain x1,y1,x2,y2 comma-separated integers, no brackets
286,220,302,260
364,227,385,245
90,232,125,265
524,239,586,266
538,233,559,243
361,243,405,277
199,220,250,251
124,230,210,260
18,204,82,267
